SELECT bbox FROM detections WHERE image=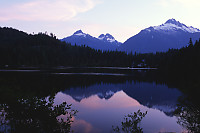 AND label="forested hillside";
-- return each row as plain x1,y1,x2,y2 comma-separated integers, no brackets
133,37,200,83
1,27,200,73
0,27,134,67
